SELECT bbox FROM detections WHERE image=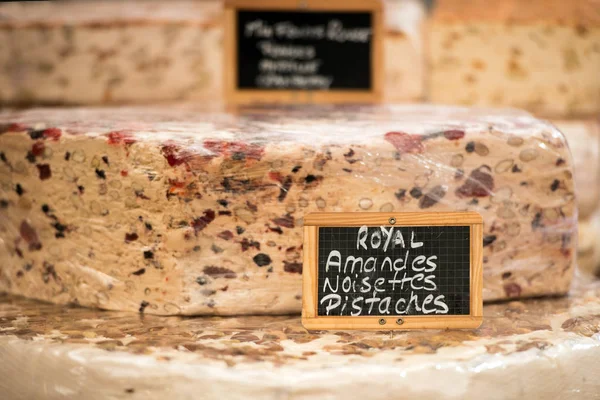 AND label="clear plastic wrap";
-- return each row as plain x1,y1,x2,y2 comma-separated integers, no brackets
0,0,425,105
0,276,599,399
552,119,600,220
0,104,577,315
